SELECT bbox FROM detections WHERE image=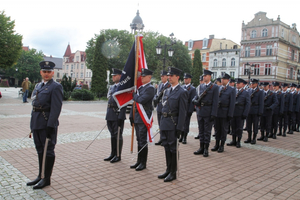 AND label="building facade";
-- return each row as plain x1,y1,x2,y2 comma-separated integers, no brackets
209,48,240,80
239,12,300,83
62,44,92,87
185,35,240,71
